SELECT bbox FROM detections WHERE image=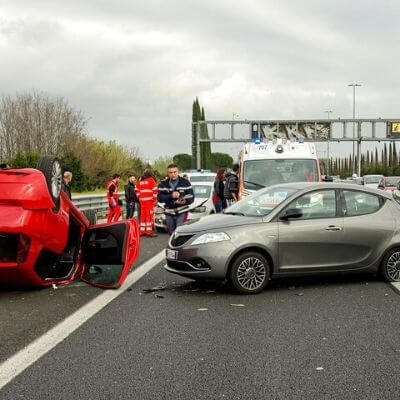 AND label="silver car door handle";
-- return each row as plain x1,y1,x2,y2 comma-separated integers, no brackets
325,225,342,231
